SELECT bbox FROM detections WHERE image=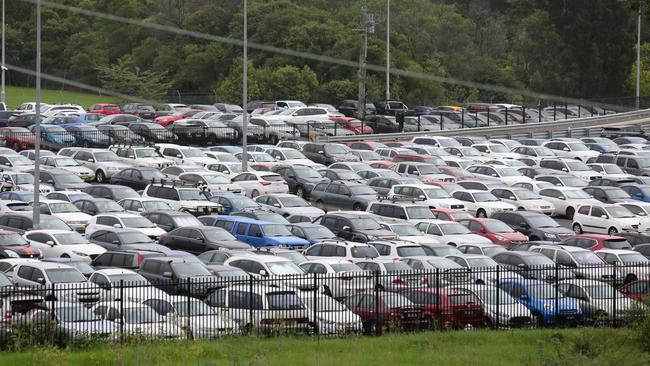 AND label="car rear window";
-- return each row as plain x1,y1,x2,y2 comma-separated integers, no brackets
261,175,283,182
266,292,304,310
448,292,479,305
604,239,632,249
